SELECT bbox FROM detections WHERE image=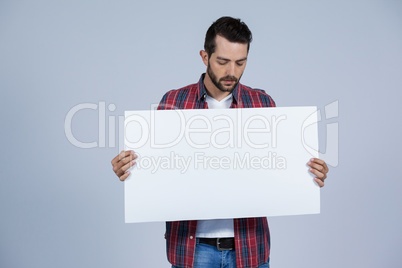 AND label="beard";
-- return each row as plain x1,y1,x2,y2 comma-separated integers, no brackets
207,62,242,93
